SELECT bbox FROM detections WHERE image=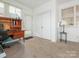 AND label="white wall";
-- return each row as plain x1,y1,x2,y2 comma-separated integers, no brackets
33,0,57,42
58,0,79,42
